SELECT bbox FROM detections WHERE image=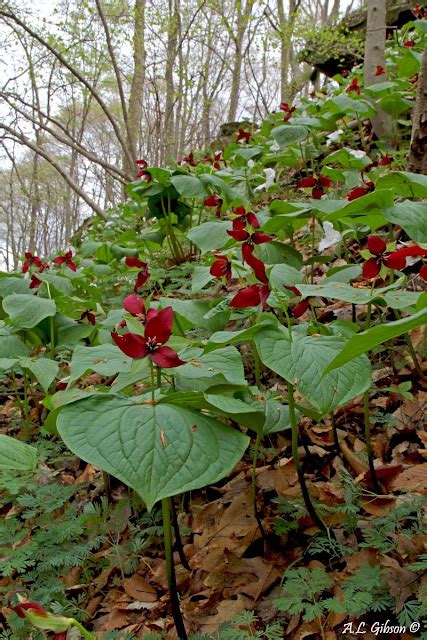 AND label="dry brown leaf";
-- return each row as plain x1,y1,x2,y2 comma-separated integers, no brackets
391,463,427,494
123,575,157,602
381,556,419,612
340,441,368,475
198,595,252,634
